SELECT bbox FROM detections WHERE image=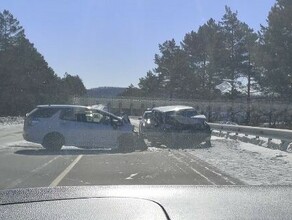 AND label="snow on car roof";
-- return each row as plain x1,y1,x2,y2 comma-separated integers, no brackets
37,104,87,108
152,105,194,113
